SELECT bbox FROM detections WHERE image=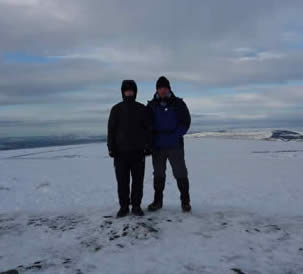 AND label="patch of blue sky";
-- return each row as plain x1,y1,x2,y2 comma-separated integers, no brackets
286,41,303,50
281,24,303,49
236,80,303,90
3,52,58,64
193,81,303,98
